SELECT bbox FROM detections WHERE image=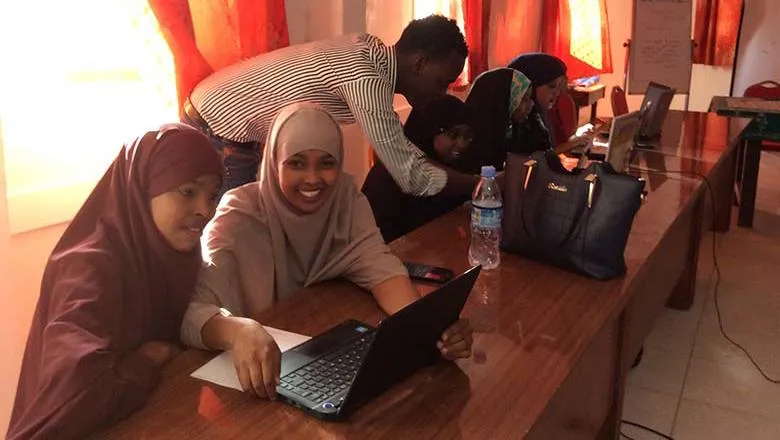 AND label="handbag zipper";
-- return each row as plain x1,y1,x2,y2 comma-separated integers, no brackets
523,159,537,190
585,173,598,208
